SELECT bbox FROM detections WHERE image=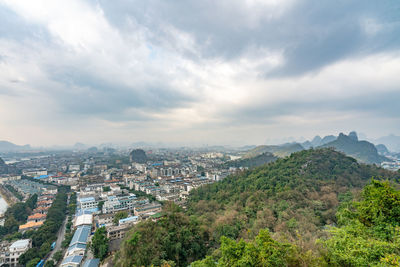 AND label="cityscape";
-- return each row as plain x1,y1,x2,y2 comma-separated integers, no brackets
1,0,400,266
